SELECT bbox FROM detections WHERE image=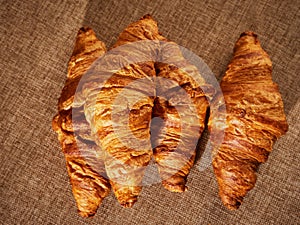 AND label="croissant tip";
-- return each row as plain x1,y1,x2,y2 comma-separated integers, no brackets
120,199,137,208
78,210,96,218
239,31,257,38
141,14,153,20
78,26,93,34
234,31,260,52
76,27,98,42
219,192,242,210
224,202,240,210
162,181,187,193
